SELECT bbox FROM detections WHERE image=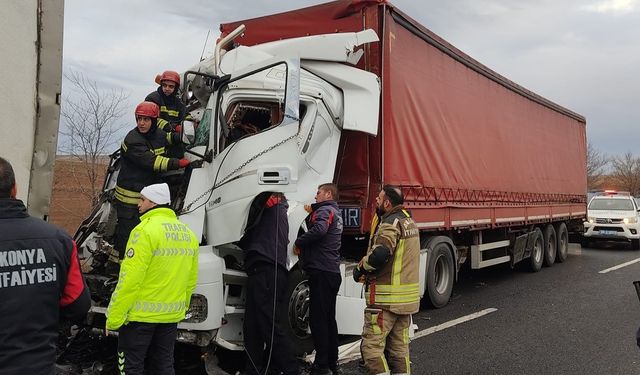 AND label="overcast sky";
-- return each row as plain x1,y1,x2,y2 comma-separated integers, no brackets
63,0,640,156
